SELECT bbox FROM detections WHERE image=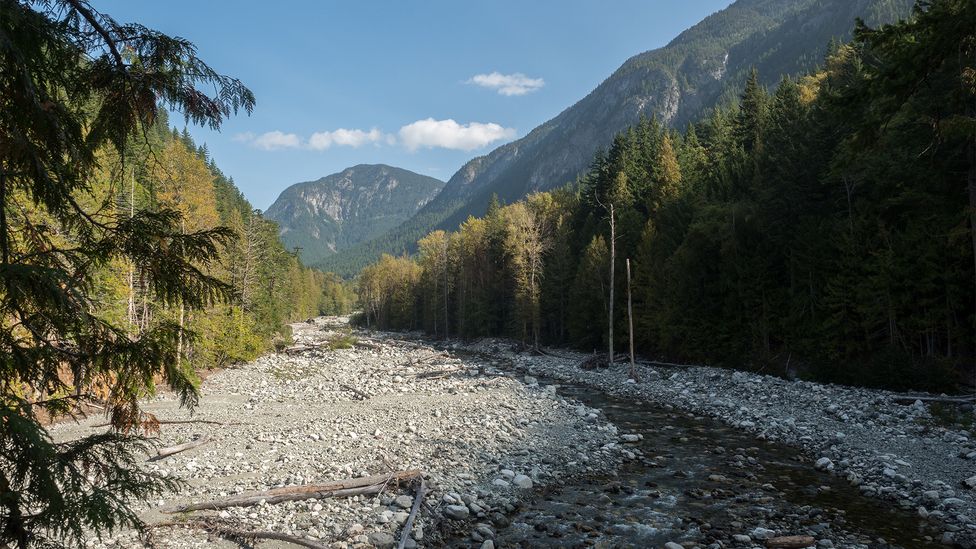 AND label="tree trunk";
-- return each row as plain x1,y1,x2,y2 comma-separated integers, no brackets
608,203,615,367
627,258,636,380
443,242,449,340
127,171,136,328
